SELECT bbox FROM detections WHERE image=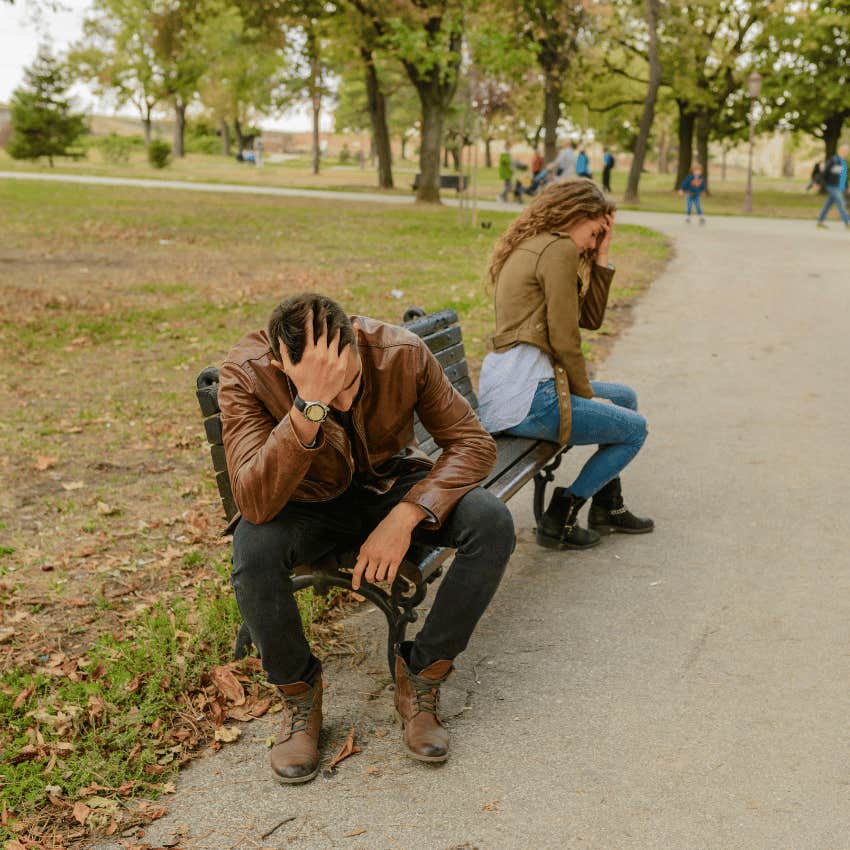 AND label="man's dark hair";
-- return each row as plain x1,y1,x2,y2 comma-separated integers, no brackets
268,293,356,364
